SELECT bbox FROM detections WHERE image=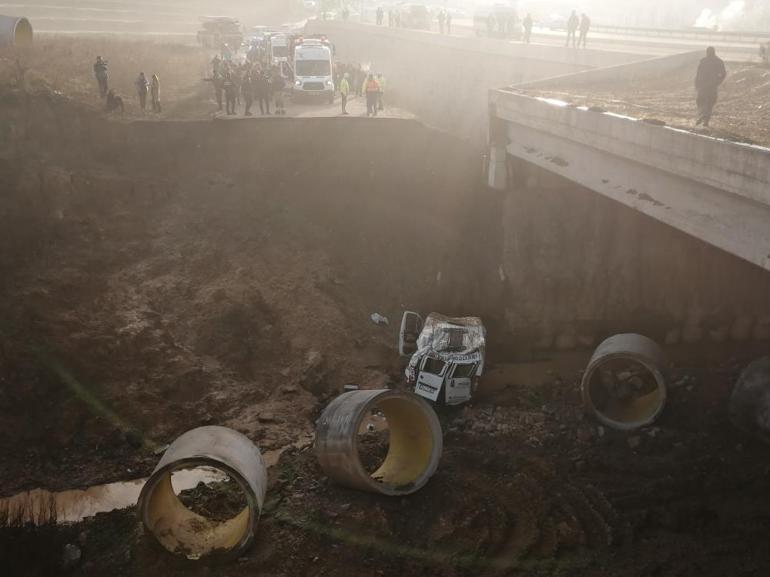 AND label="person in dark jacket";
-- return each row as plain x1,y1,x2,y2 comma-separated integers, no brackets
105,89,124,113
254,70,271,115
93,56,109,98
223,72,237,115
566,11,579,47
695,46,727,127
135,72,149,110
578,13,591,48
272,70,286,115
